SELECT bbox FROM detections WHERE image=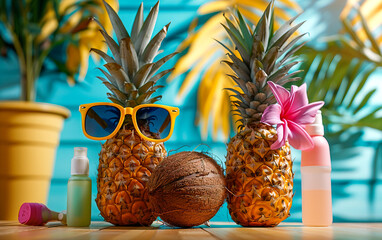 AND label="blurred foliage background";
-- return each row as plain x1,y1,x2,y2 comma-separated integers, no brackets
170,0,381,140
0,0,118,100
0,0,381,222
